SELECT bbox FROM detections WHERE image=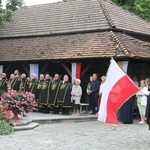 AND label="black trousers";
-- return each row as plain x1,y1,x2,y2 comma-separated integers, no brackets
86,95,91,110
90,94,98,114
